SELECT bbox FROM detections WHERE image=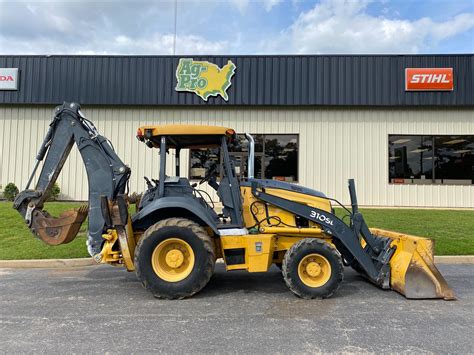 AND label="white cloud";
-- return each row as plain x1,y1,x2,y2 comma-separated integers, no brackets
230,0,282,13
430,13,474,41
230,0,250,13
266,0,474,54
0,0,473,55
0,1,230,55
0,32,228,55
107,33,228,55
262,0,283,12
